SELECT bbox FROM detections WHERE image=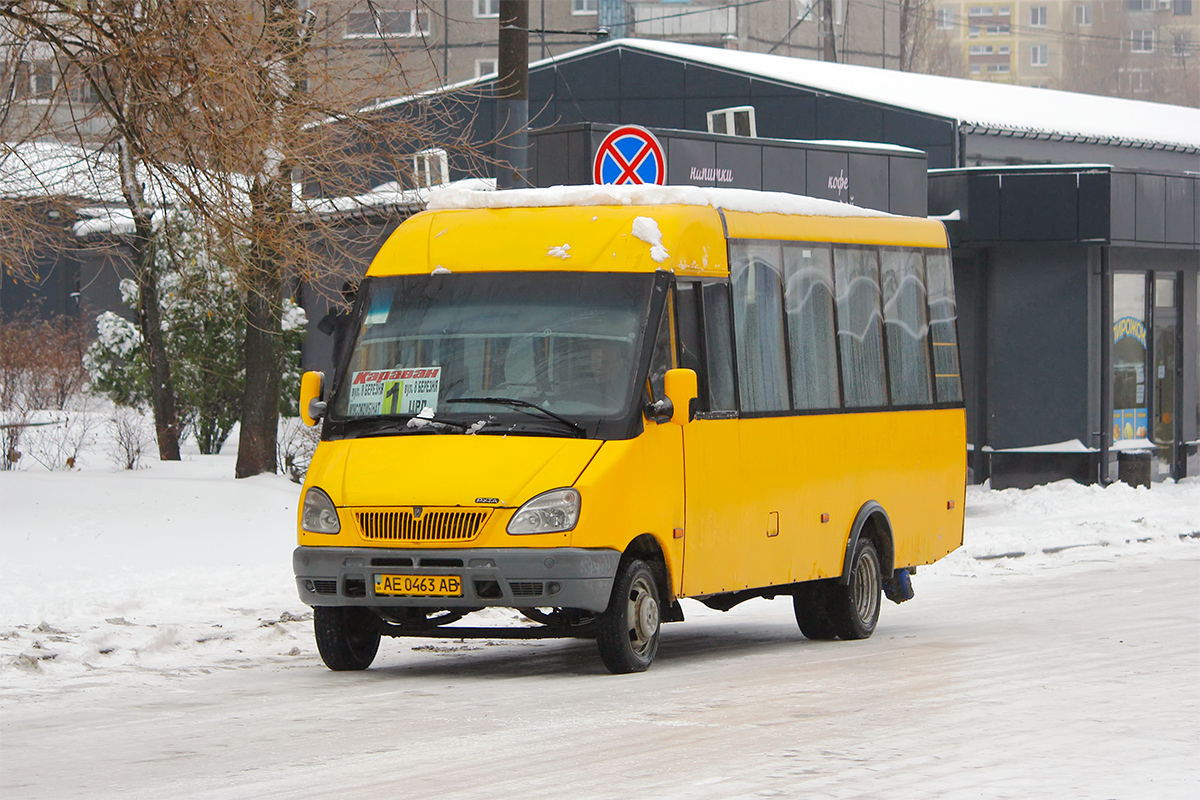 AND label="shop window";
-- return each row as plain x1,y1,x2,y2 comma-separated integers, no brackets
881,249,933,407
1112,274,1148,442
833,247,887,409
731,242,790,413
783,243,840,410
925,252,962,404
